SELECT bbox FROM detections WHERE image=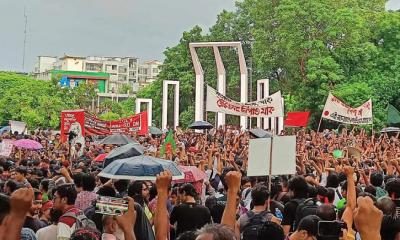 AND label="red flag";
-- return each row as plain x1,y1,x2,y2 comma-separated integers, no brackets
284,112,310,127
